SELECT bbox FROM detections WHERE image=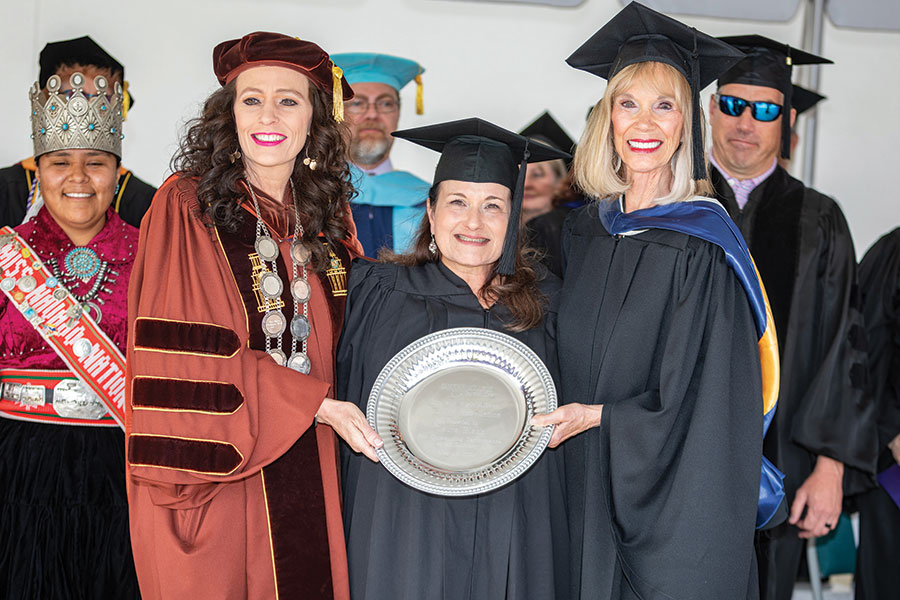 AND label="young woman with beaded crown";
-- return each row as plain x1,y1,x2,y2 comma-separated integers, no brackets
0,70,141,596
